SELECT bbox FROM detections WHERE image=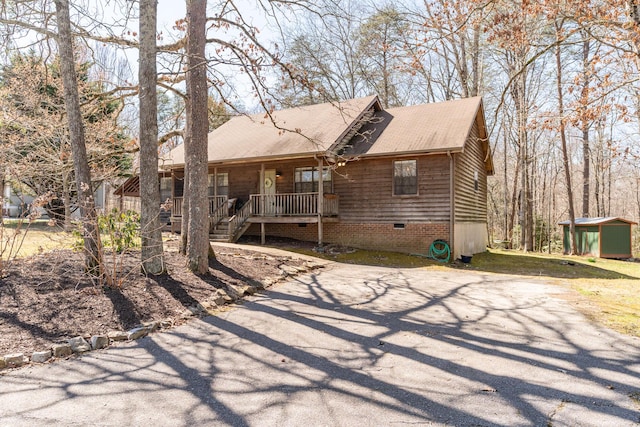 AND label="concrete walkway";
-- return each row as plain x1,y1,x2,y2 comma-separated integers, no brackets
1,259,639,426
